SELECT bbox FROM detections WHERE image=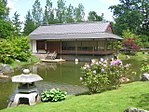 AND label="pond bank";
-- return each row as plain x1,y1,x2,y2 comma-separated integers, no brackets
0,64,14,75
0,56,39,82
